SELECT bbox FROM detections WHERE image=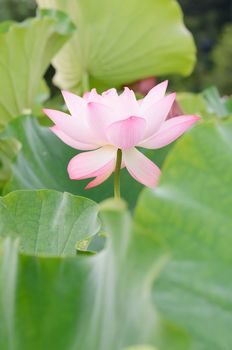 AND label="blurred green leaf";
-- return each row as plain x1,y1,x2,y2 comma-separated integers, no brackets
134,118,232,349
0,9,74,127
1,116,170,207
177,89,232,120
0,190,100,256
176,92,207,116
37,0,196,93
202,86,230,118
